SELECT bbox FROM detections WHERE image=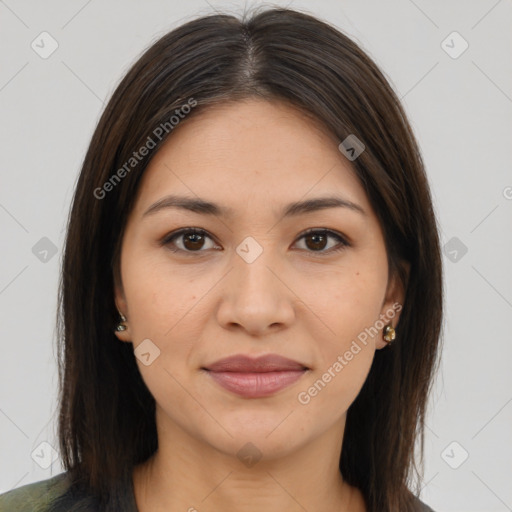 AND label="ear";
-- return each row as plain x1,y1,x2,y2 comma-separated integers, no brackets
113,274,131,343
375,261,409,350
